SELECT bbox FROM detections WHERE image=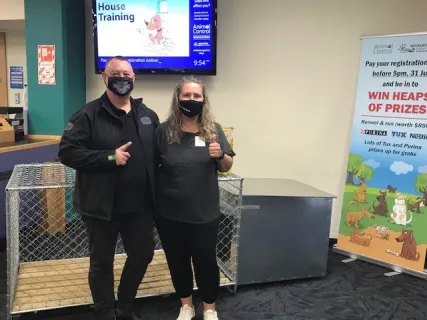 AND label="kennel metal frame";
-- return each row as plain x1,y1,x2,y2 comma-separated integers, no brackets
6,163,243,319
